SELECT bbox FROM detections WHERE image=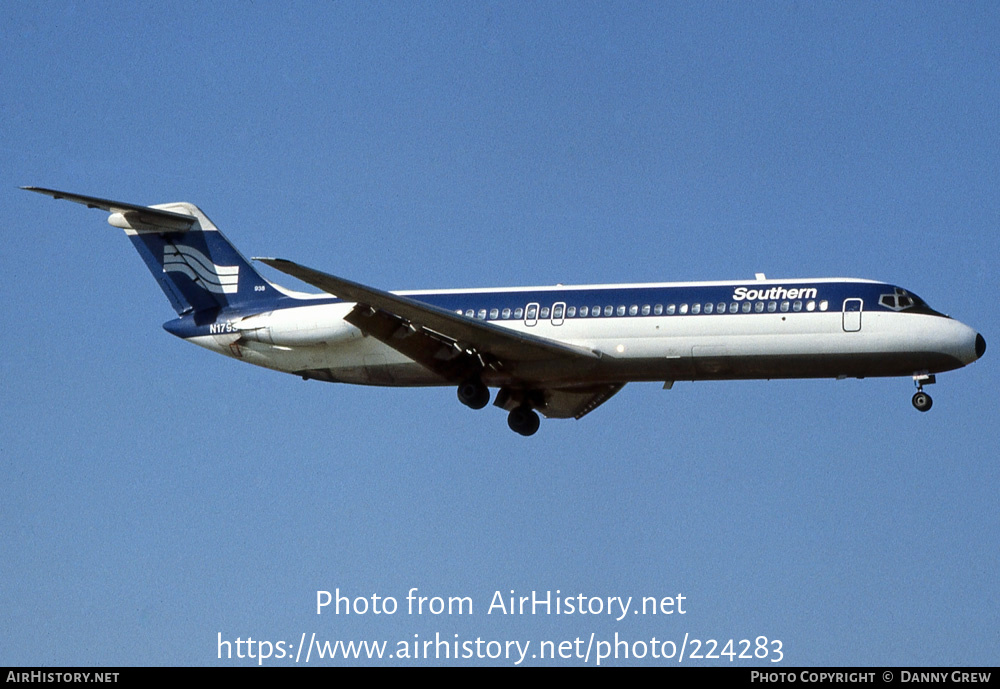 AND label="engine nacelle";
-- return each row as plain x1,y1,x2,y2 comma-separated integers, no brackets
236,304,360,346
